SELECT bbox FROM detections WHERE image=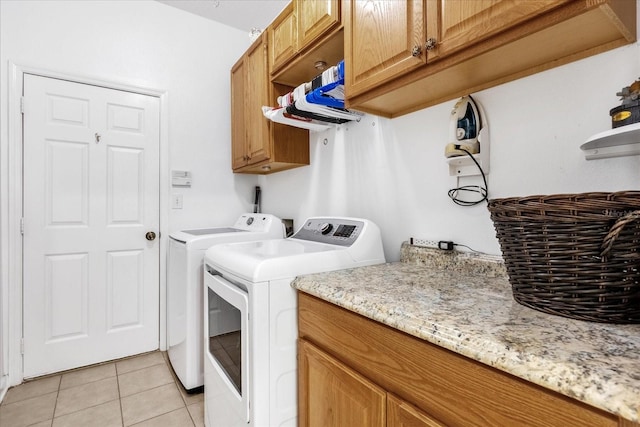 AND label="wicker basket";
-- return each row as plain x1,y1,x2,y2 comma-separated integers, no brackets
487,191,640,323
